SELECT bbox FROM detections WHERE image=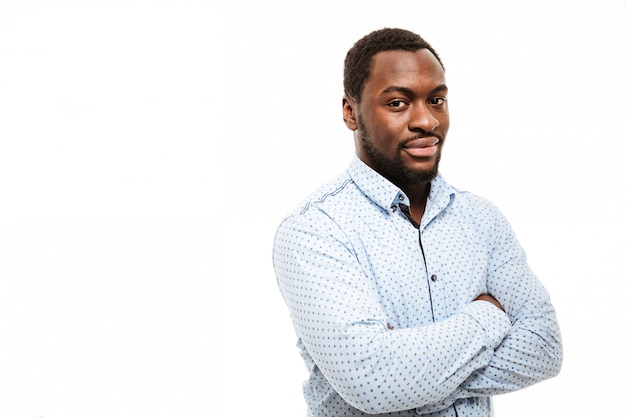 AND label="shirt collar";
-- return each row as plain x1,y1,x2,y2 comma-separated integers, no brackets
348,156,456,225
